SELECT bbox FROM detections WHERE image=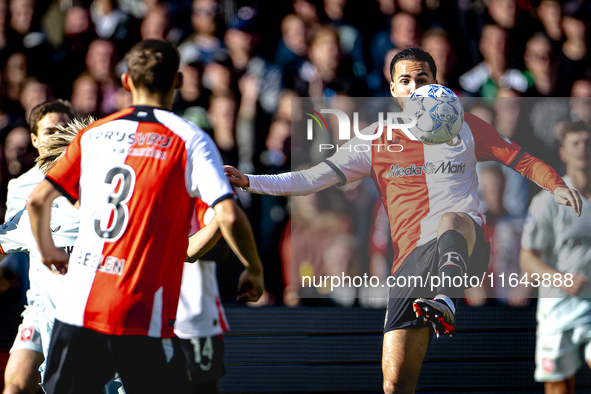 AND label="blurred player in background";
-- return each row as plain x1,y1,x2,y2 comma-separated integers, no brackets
521,121,591,394
3,100,75,394
27,39,263,394
1,119,85,392
224,47,581,394
177,199,230,394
